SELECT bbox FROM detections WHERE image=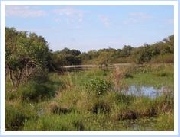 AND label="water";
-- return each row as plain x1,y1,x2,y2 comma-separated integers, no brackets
121,85,172,99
